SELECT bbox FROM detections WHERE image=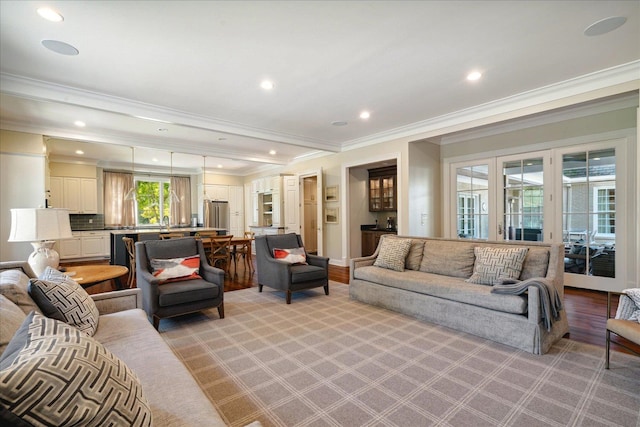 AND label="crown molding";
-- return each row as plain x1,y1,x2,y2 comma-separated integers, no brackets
0,73,341,153
342,61,640,150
